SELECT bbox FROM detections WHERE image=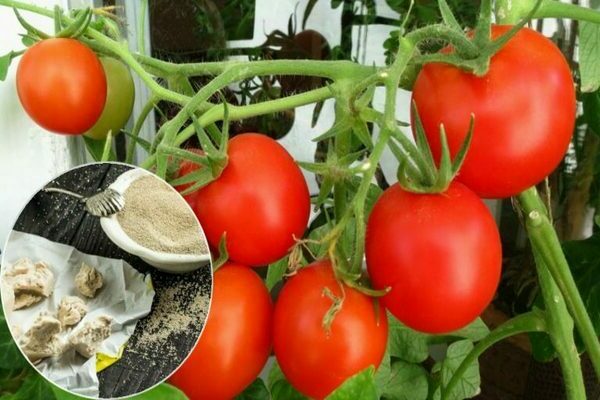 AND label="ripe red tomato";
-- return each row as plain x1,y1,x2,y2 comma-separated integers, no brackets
365,182,502,334
273,260,388,399
173,148,204,207
170,263,273,400
16,38,107,135
194,133,310,266
412,25,575,198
